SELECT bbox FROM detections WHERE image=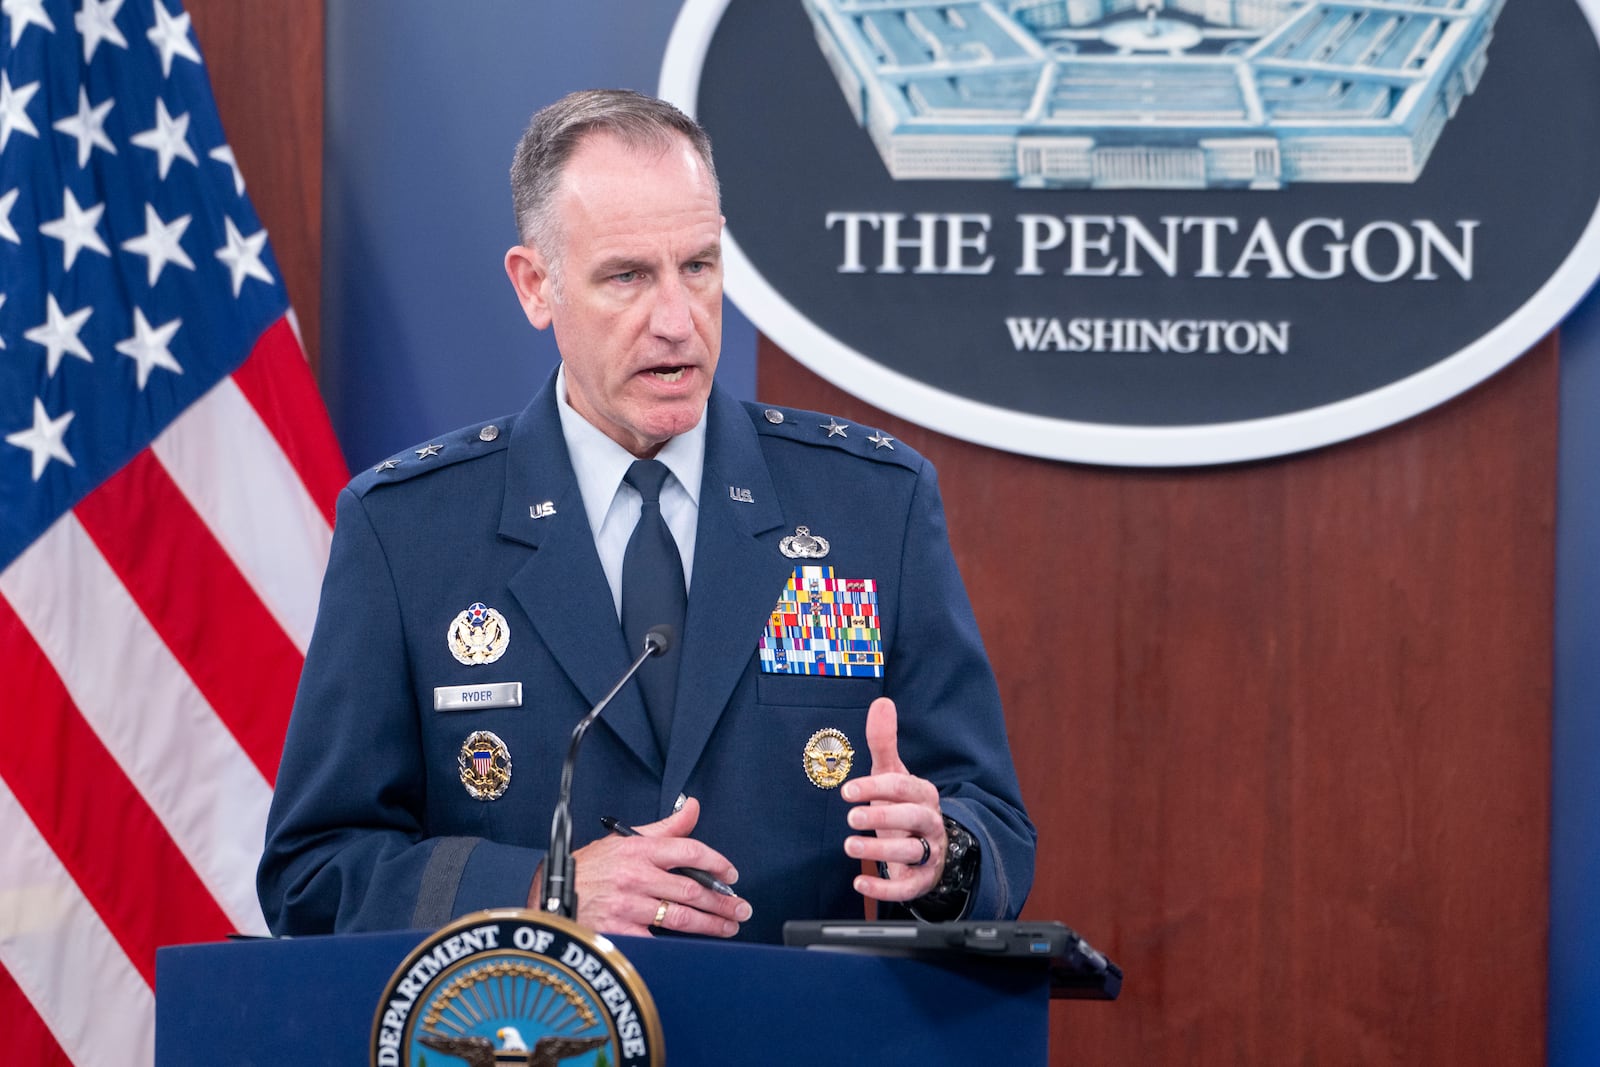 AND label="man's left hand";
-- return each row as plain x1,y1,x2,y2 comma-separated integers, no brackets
841,697,946,902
